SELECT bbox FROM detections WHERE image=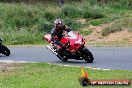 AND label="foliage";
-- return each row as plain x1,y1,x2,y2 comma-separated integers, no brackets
44,11,56,21
0,0,131,45
61,5,81,18
64,18,81,30
79,30,92,35
83,6,105,19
